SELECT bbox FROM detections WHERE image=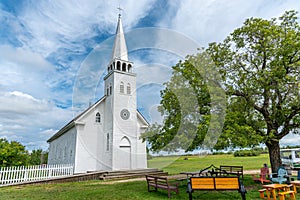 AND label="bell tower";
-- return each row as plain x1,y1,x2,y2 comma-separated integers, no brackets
103,13,142,170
